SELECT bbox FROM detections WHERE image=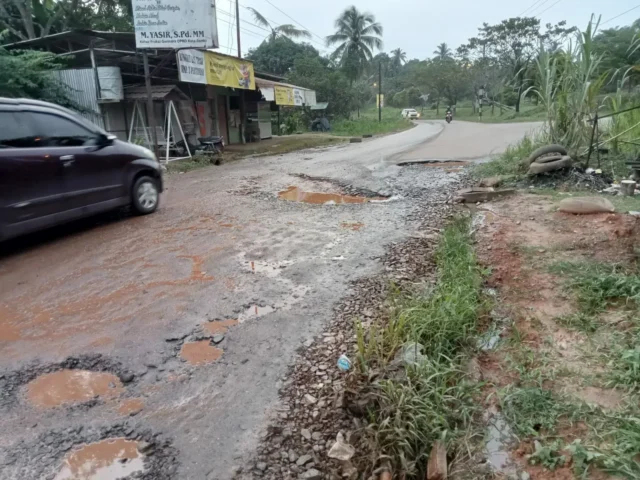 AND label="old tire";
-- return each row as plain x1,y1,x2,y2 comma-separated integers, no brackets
132,175,159,215
527,144,568,164
528,156,572,175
